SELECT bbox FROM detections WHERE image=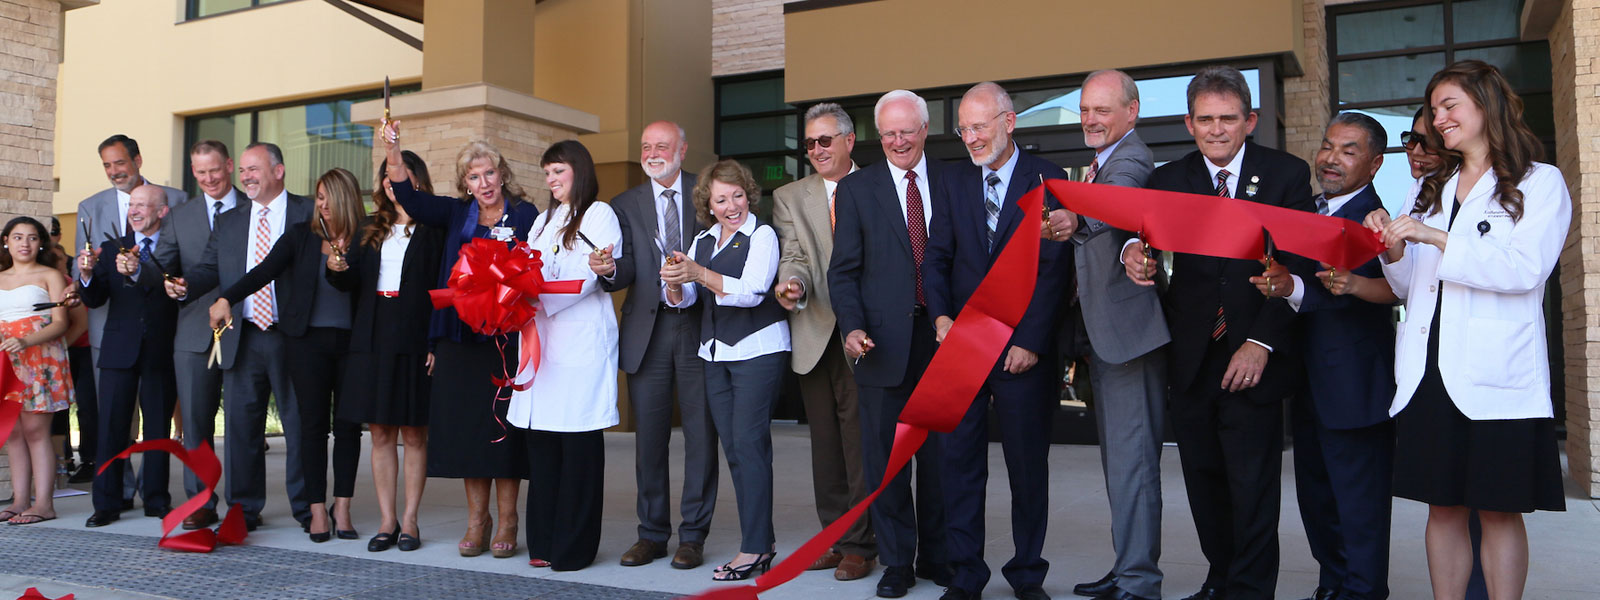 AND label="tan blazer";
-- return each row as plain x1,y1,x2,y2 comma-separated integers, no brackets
773,172,840,374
